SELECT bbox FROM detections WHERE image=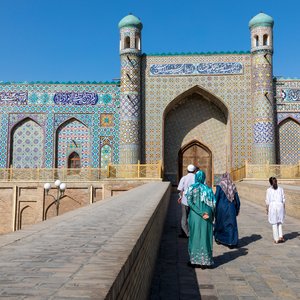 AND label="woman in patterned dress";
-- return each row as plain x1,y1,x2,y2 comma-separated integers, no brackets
186,170,216,268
